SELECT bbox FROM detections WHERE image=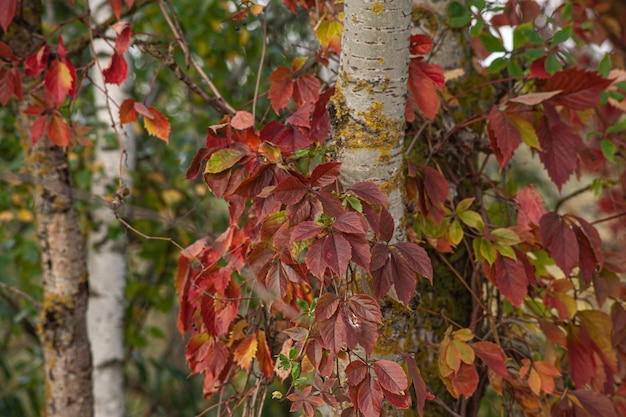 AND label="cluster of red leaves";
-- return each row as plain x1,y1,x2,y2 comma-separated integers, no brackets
407,34,445,121
488,68,613,190
176,79,435,413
